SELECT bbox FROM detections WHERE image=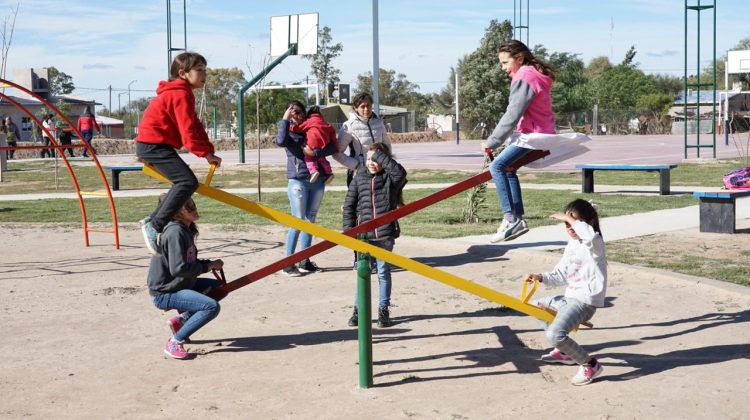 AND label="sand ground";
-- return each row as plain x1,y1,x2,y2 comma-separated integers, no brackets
1,223,749,419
